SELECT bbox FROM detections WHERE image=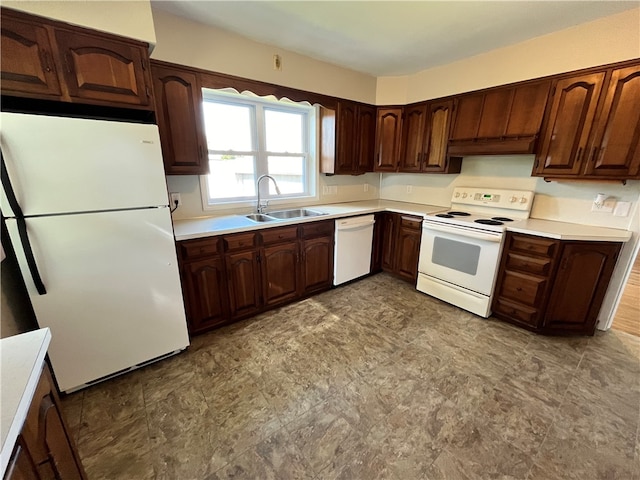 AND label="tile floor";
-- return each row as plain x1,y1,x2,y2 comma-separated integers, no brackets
61,273,640,480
